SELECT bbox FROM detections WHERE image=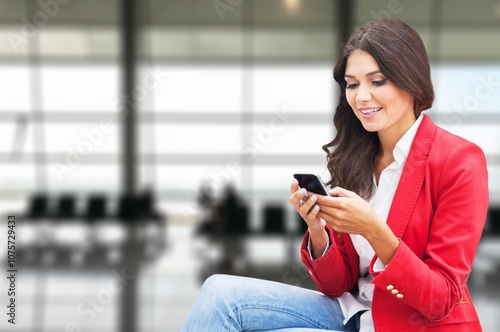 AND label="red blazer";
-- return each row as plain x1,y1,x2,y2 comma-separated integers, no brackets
301,115,488,331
